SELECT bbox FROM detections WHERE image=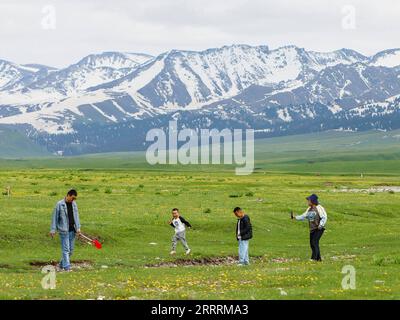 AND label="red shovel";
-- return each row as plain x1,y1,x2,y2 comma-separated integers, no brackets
79,233,102,249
